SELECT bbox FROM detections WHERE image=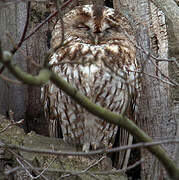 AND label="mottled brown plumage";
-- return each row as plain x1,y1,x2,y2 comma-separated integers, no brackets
41,5,140,165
